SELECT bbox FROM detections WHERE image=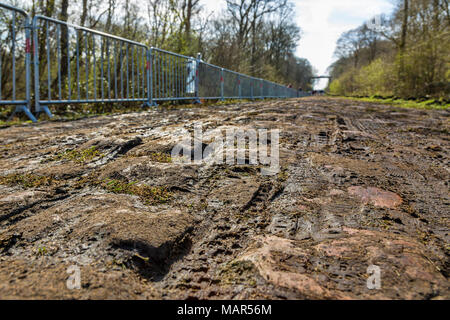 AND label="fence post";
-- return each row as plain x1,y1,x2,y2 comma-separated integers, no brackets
251,78,254,100
220,68,224,101
238,74,241,99
147,47,157,107
1,4,37,122
260,79,263,100
21,18,36,121
32,16,52,119
194,52,201,104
